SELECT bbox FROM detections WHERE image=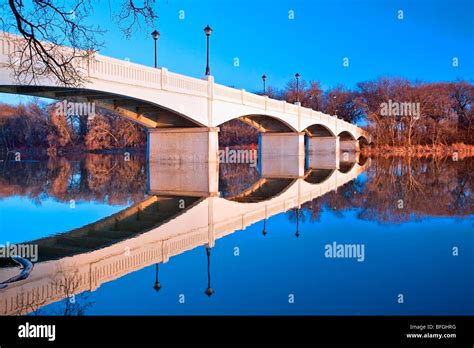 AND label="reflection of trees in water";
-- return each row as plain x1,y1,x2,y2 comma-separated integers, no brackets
218,163,260,198
0,154,148,206
50,266,94,316
302,158,473,223
12,266,94,316
302,178,365,222
1,155,471,223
